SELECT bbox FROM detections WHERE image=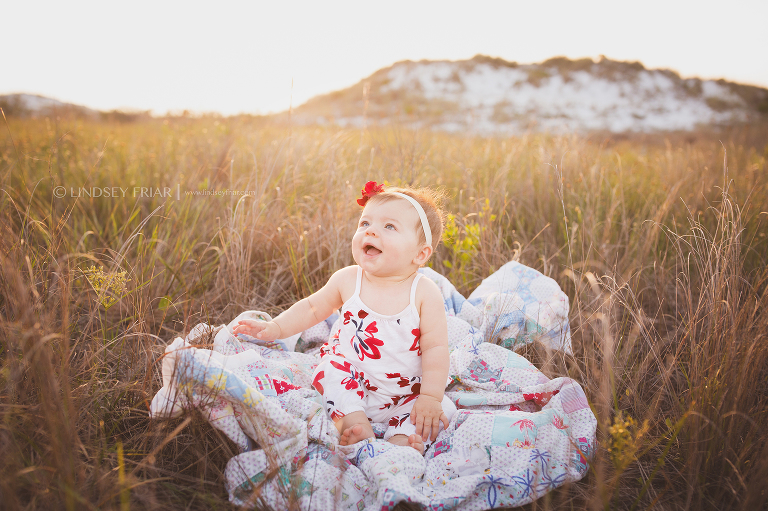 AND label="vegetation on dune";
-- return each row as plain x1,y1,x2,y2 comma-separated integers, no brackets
289,56,768,128
0,114,767,510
